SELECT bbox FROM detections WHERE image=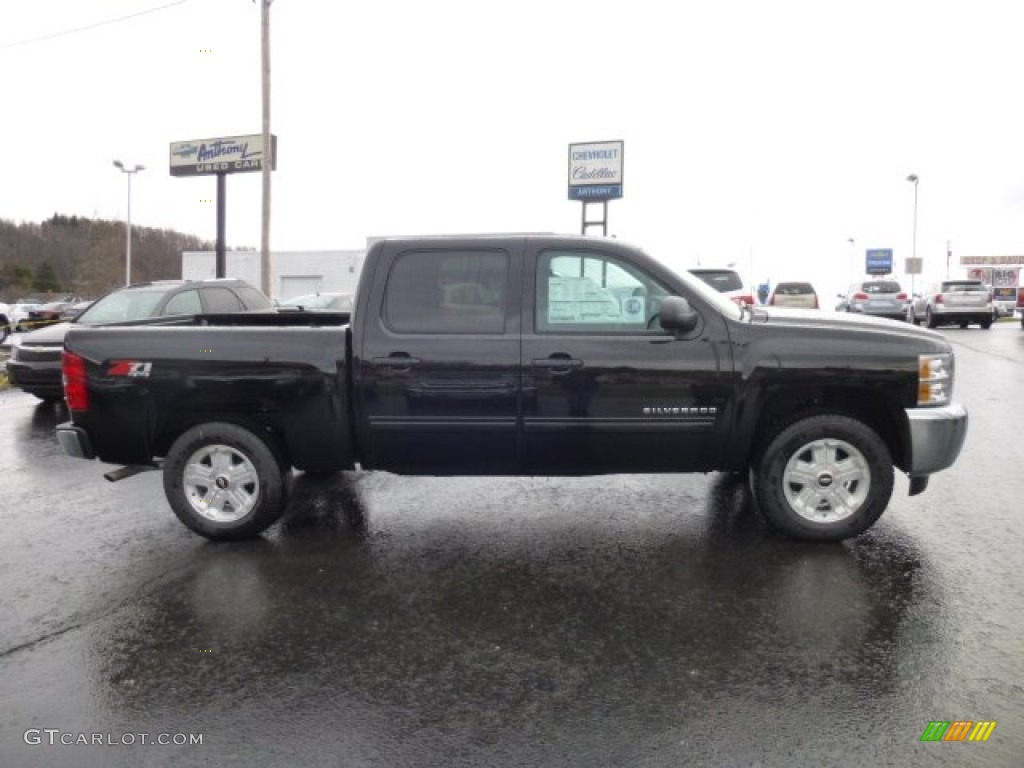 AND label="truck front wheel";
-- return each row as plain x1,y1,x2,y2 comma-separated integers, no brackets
164,422,287,540
753,414,893,541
